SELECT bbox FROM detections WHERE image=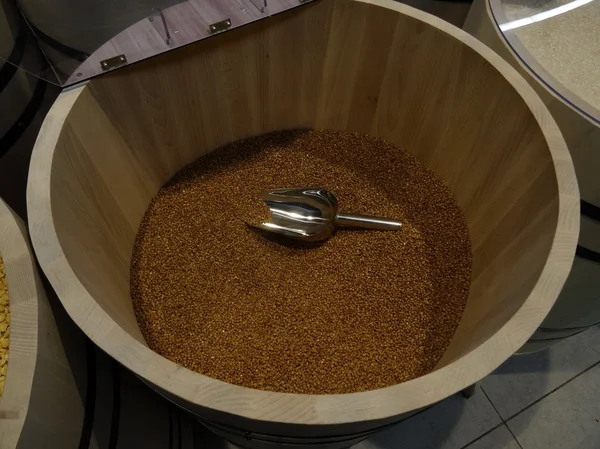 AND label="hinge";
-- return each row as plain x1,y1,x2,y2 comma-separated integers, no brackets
209,19,232,35
100,55,127,71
